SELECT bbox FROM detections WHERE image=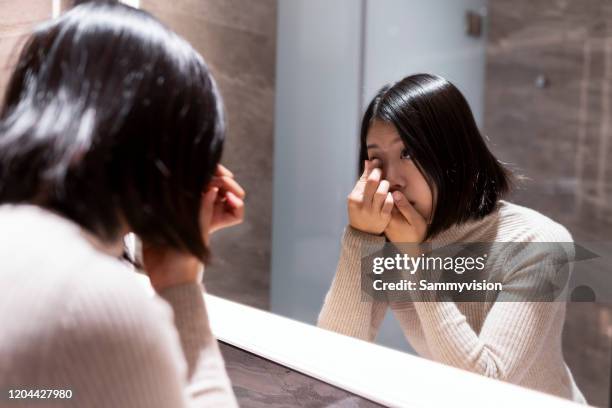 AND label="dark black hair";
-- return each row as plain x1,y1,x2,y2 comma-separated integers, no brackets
0,2,225,261
360,73,512,240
